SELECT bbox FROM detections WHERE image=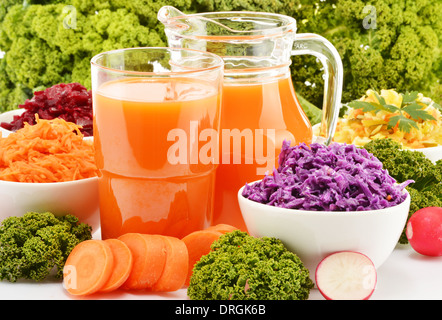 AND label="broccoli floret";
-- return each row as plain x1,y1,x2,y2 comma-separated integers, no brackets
187,230,314,300
0,211,92,282
363,139,442,244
